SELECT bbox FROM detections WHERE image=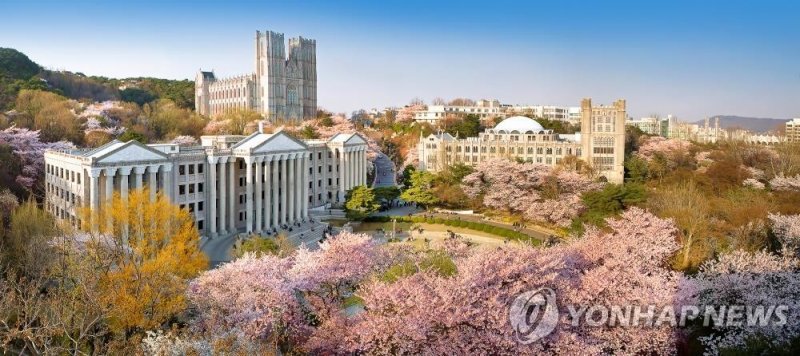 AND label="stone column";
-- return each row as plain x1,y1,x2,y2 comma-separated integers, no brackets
302,153,309,219
208,157,218,237
104,167,117,231
162,164,173,202
361,149,366,186
287,155,295,224
120,167,131,201
133,166,144,191
339,149,346,201
255,157,263,233
244,157,254,233
272,156,280,228
148,165,158,202
228,159,236,233
89,169,101,231
218,158,227,235
296,153,304,221
280,155,287,225
264,156,272,230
